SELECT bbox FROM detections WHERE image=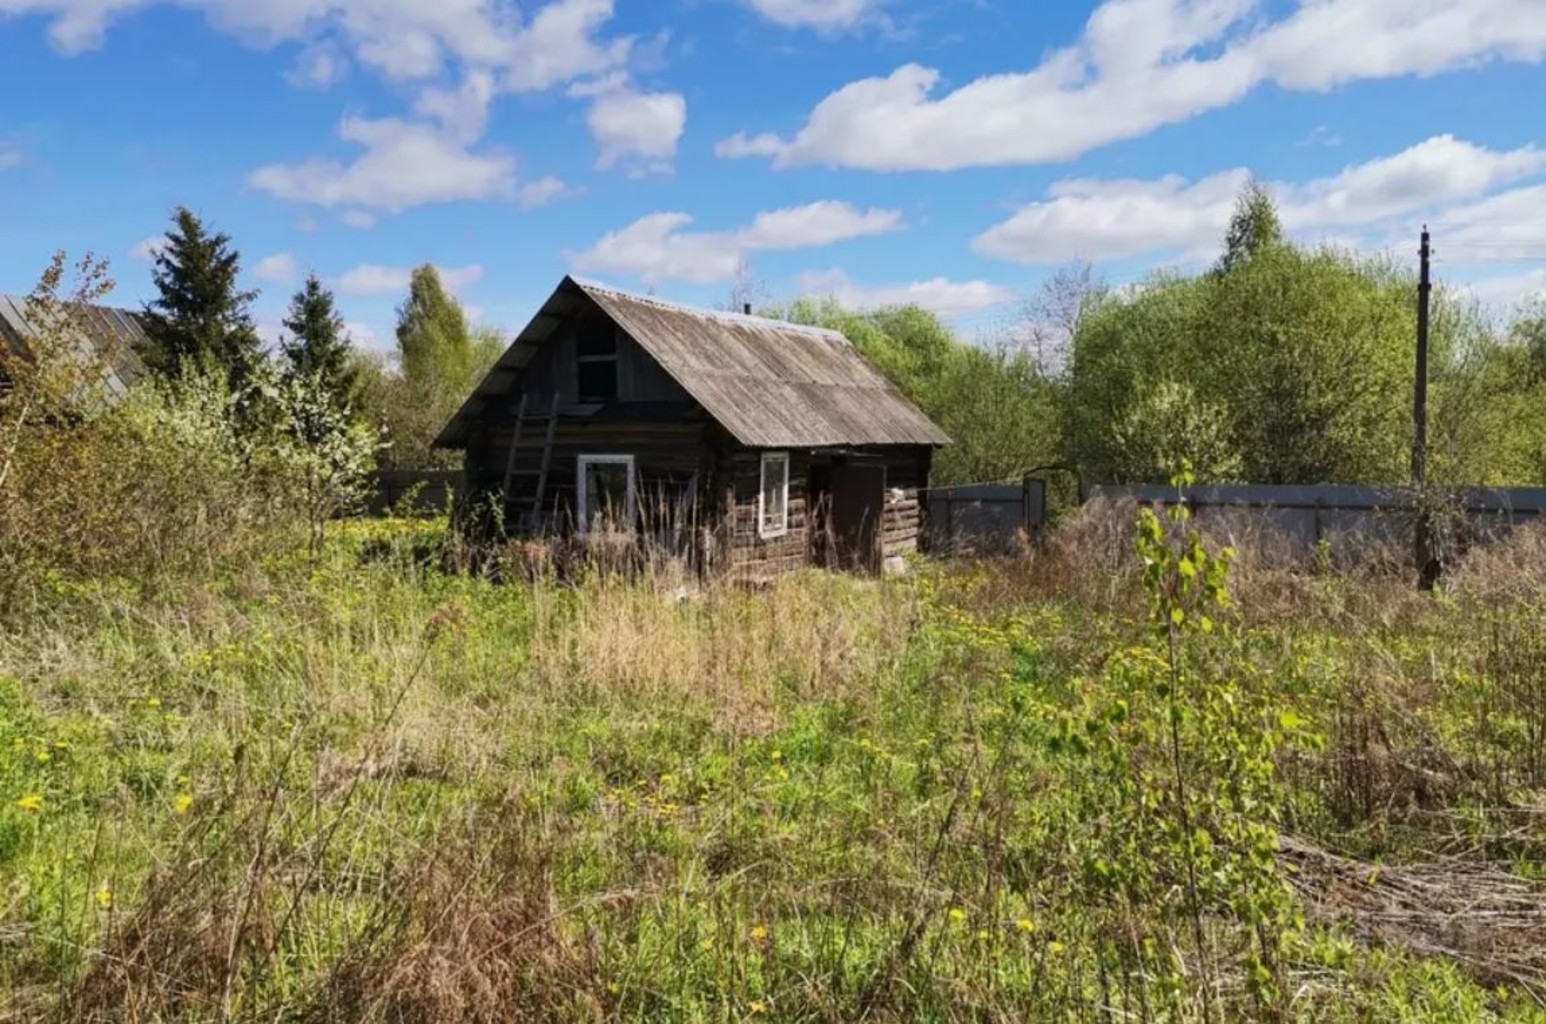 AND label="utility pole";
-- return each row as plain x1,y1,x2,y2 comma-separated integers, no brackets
1413,227,1436,591
1413,227,1431,487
